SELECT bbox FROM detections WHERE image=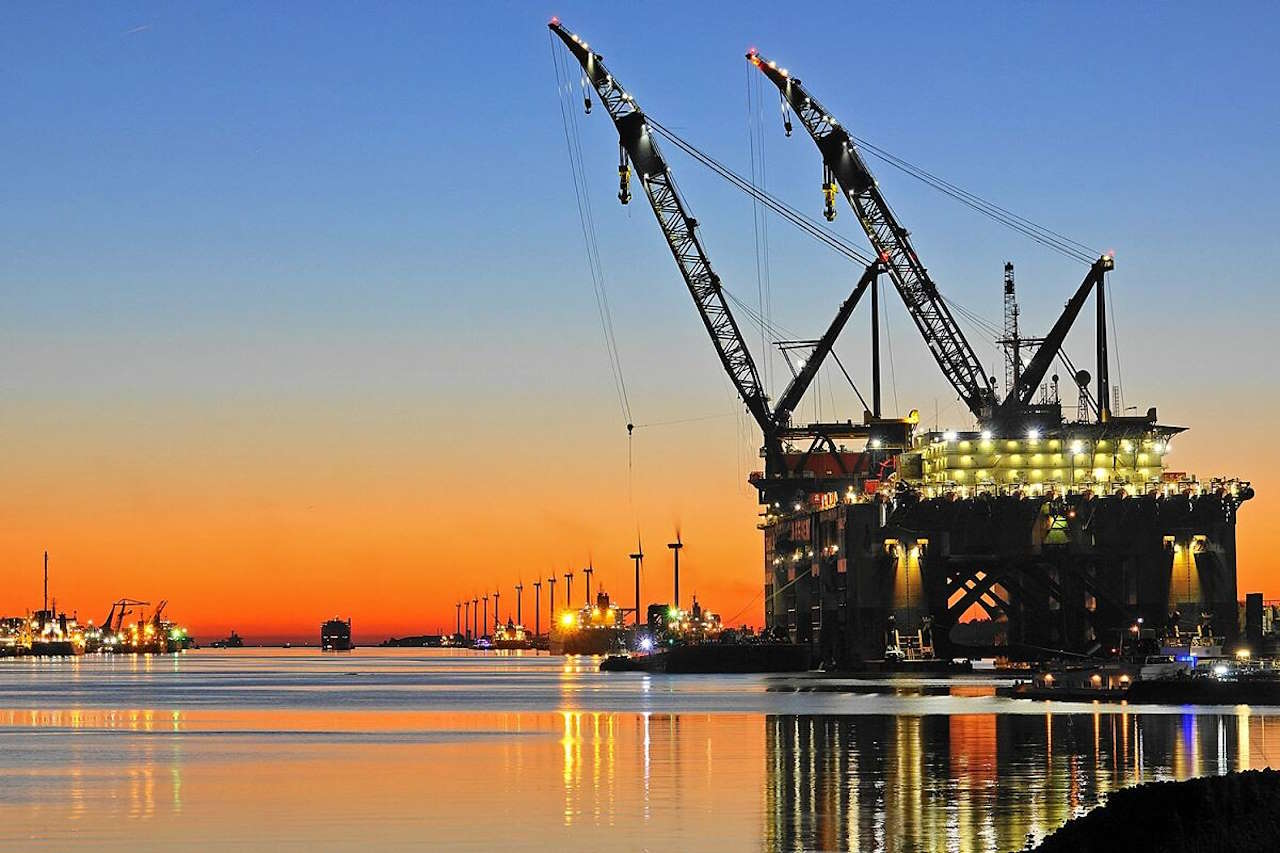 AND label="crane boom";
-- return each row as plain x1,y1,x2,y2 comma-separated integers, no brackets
551,22,773,439
1000,255,1113,415
750,53,998,420
772,262,879,424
